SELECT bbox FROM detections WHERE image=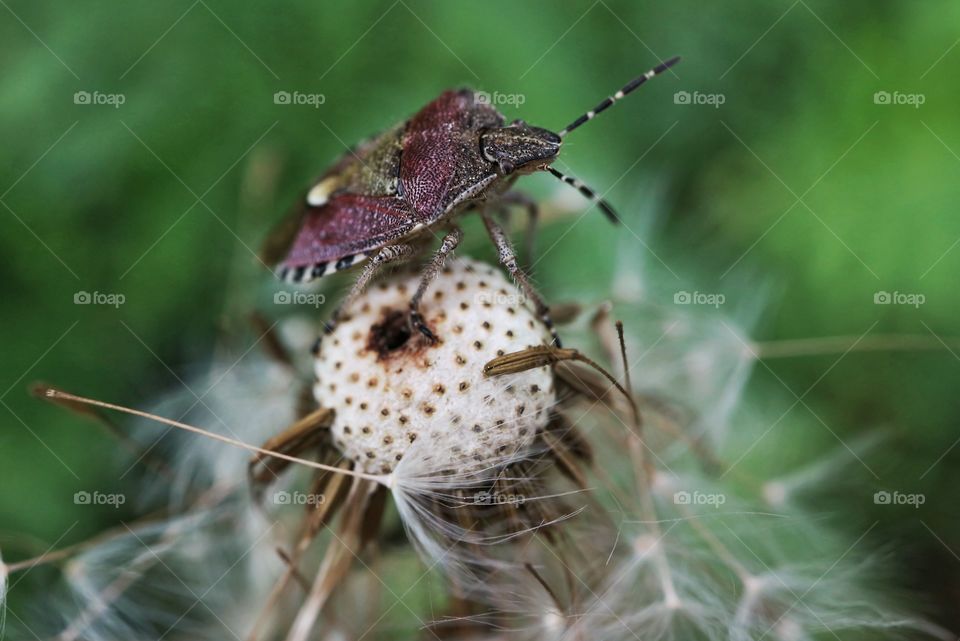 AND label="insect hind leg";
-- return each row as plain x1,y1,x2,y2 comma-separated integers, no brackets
409,226,463,341
480,211,561,347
